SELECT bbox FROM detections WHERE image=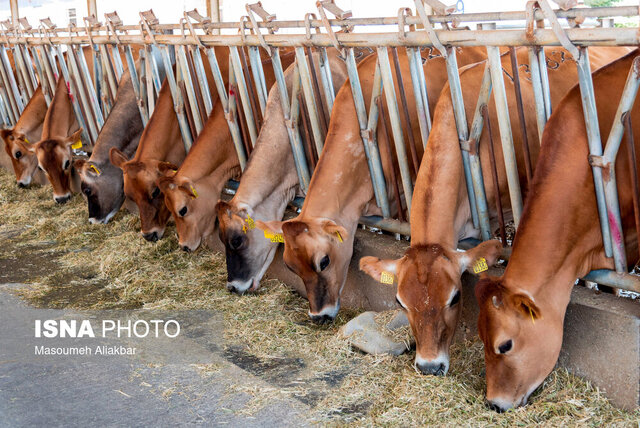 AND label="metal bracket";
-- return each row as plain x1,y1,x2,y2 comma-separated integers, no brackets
318,1,352,20
139,10,159,45
316,0,351,56
18,18,32,32
105,11,124,43
423,0,456,15
414,0,447,58
398,8,415,42
245,2,275,53
460,138,478,154
588,154,612,177
183,11,205,48
527,0,580,59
